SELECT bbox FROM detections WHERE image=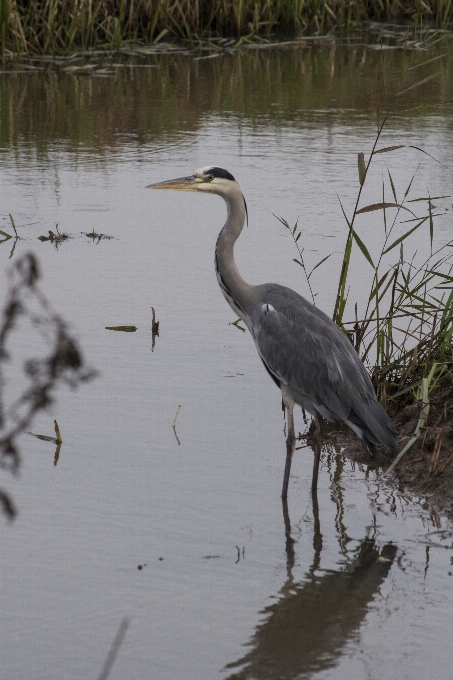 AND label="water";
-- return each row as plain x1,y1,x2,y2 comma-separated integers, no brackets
1,39,453,680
